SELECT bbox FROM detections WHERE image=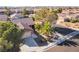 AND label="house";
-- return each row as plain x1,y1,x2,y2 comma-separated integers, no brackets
10,14,35,30
17,22,34,39
75,15,79,19
10,13,34,25
10,13,38,47
10,13,35,37
19,22,38,49
16,21,38,48
0,14,8,21
10,13,24,19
